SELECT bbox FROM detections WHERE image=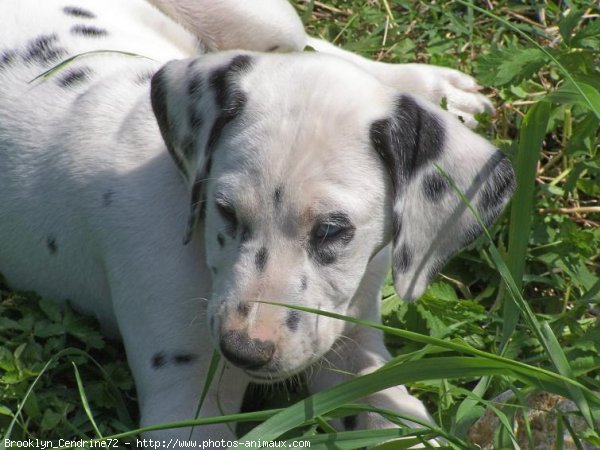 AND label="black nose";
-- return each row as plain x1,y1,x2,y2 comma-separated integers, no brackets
219,330,275,370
